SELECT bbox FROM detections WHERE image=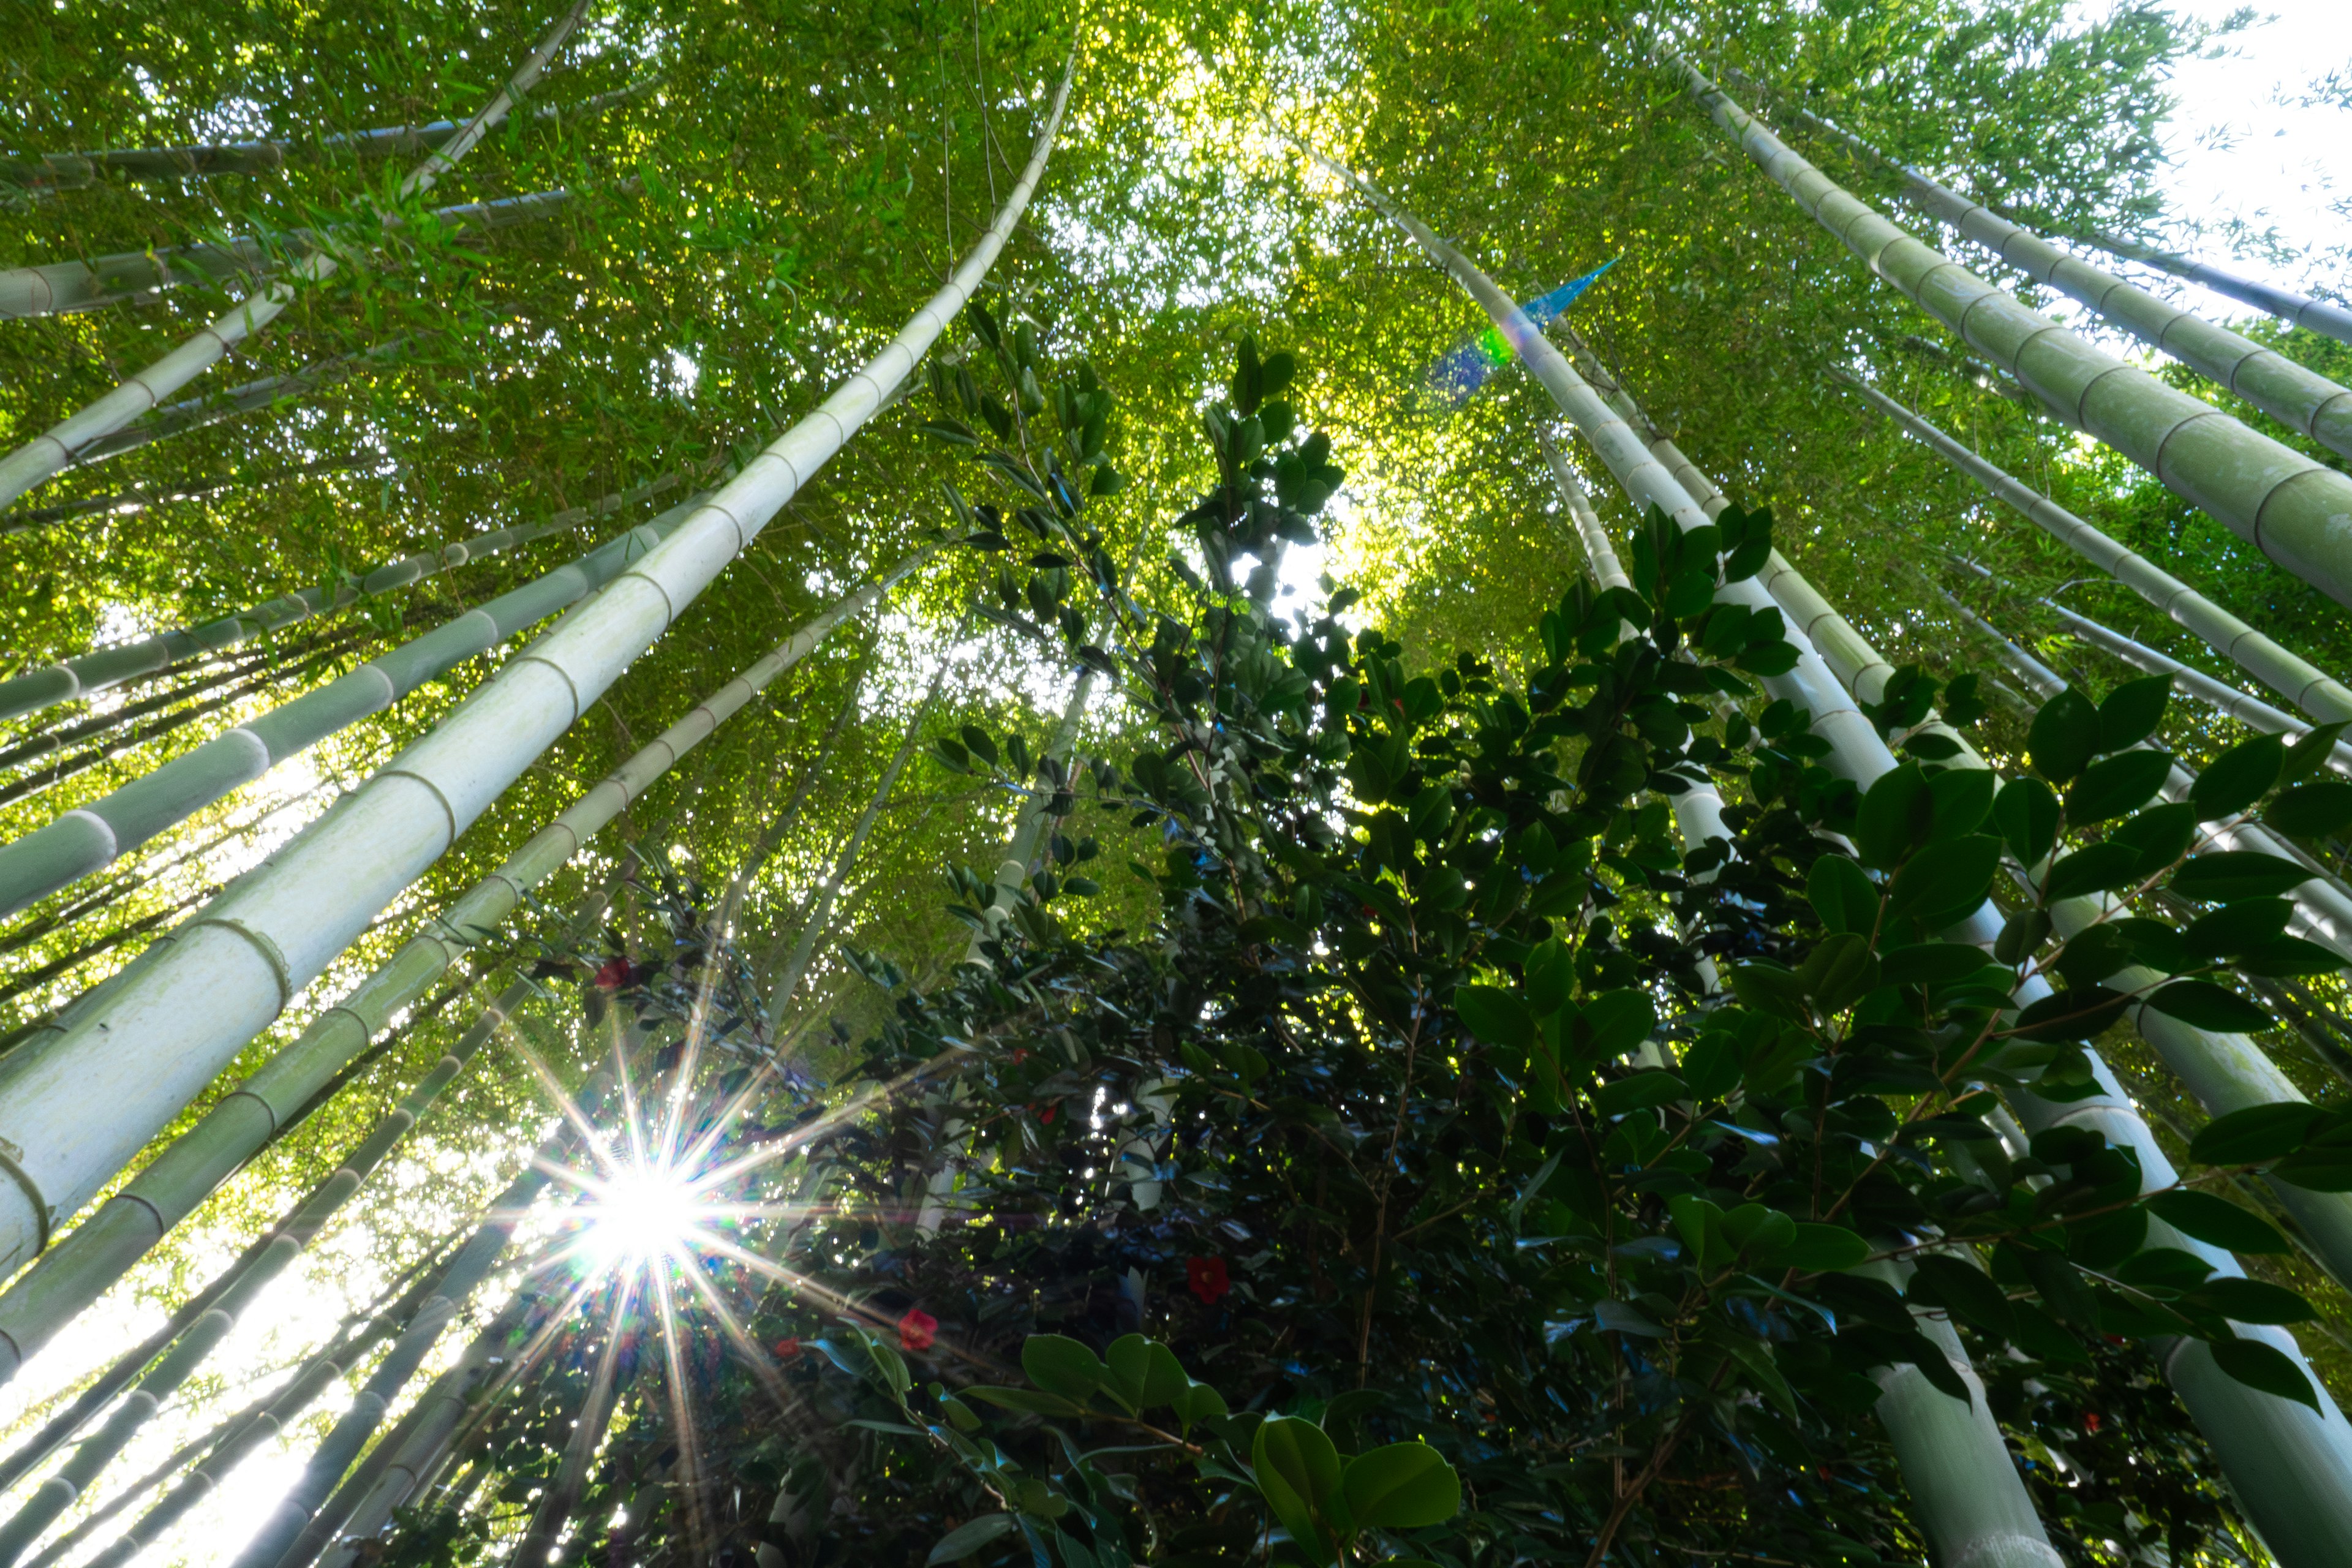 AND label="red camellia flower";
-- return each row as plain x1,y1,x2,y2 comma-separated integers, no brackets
899,1308,938,1352
592,957,633,990
773,1337,802,1361
1186,1256,1230,1304
1037,1102,1057,1125
2082,1411,2103,1434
